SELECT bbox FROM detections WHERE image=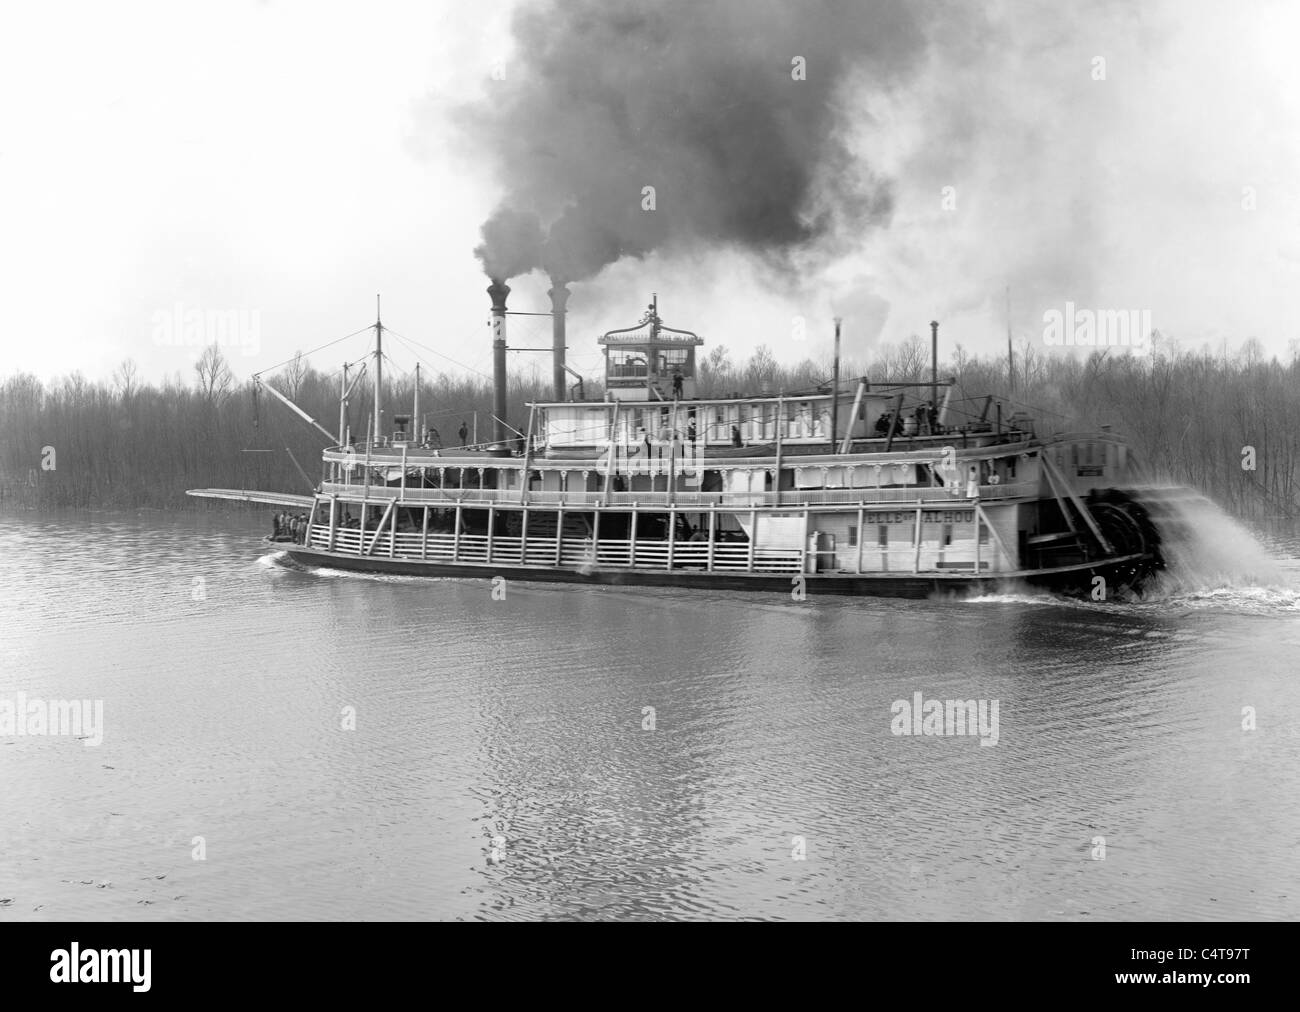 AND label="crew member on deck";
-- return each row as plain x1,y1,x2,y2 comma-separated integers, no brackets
458,421,468,446
671,367,683,399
